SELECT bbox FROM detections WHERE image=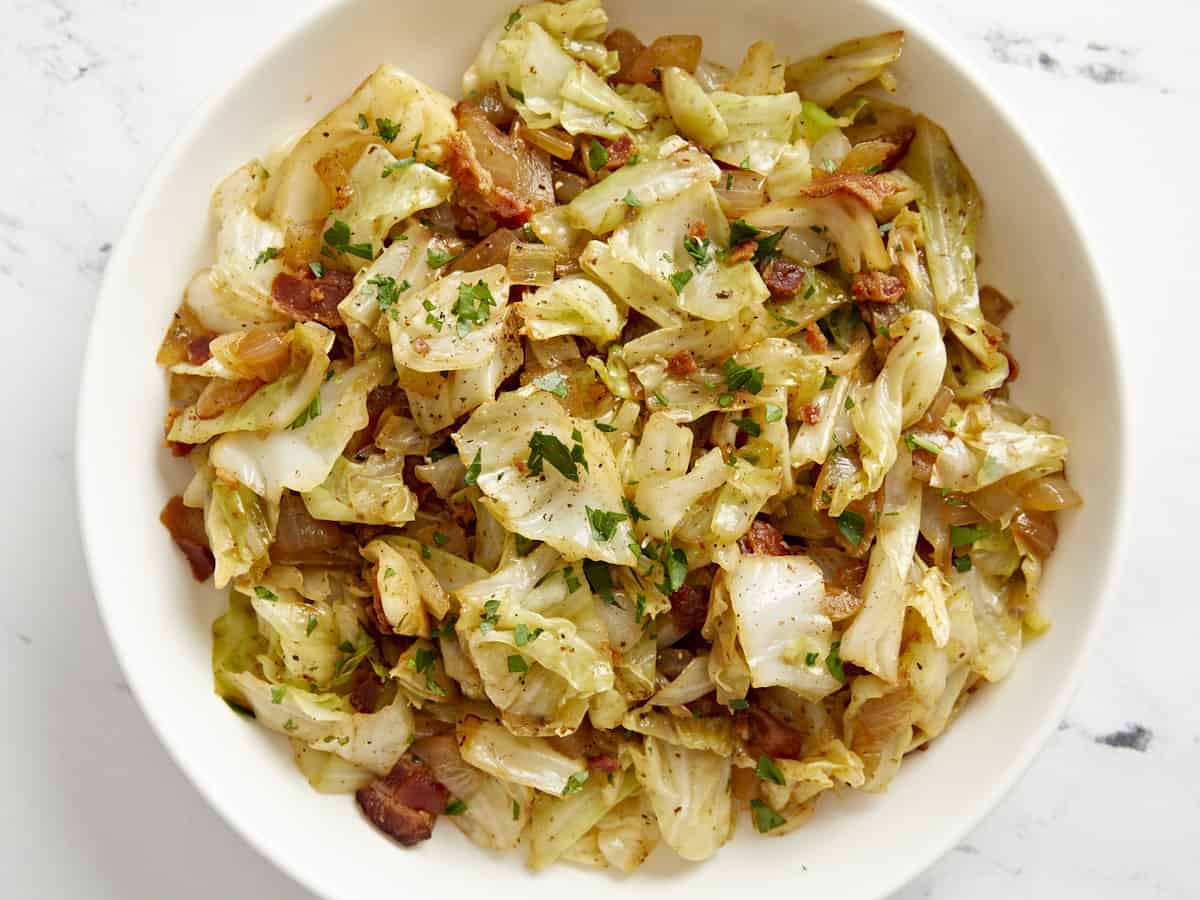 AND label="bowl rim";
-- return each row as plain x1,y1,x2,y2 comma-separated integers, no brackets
76,1,1131,897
